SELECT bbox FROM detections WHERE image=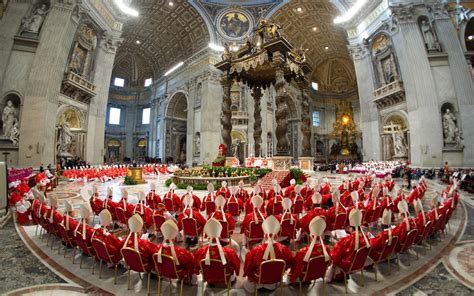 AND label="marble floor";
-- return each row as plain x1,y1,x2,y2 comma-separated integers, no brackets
2,173,473,295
